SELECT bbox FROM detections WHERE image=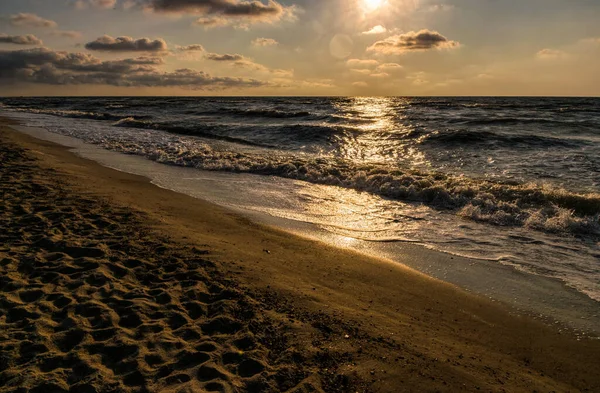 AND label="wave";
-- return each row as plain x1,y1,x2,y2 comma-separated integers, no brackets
392,128,585,148
1,100,377,127
450,116,598,128
112,117,363,148
63,123,600,239
197,108,313,119
112,118,275,148
409,97,600,116
5,107,151,122
417,129,584,148
152,150,600,238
